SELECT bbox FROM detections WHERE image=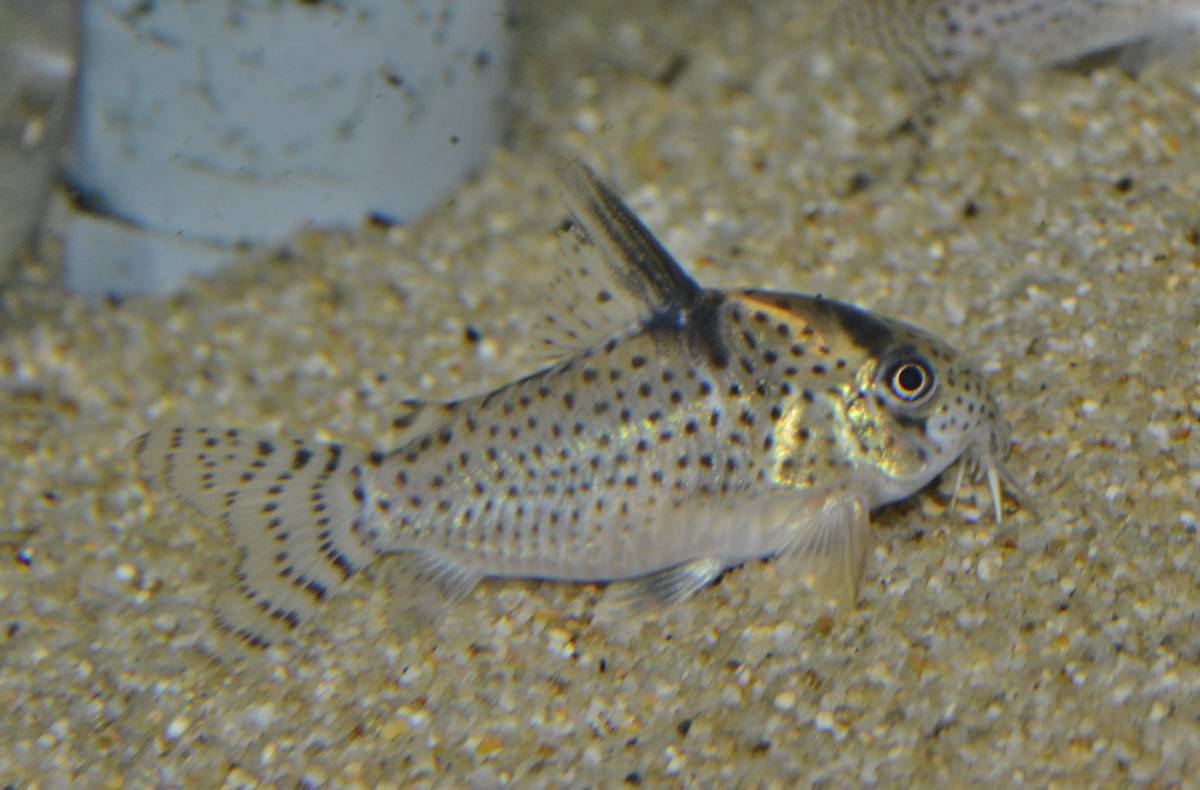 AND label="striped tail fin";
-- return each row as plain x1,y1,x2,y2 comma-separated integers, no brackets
134,425,377,648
